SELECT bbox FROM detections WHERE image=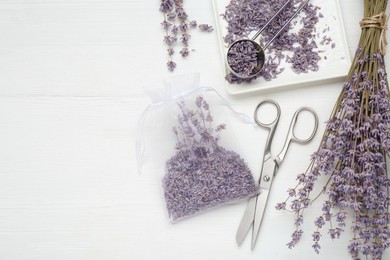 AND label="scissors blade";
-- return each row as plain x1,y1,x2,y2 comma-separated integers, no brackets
251,189,270,249
236,195,257,245
251,158,278,250
236,155,275,246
